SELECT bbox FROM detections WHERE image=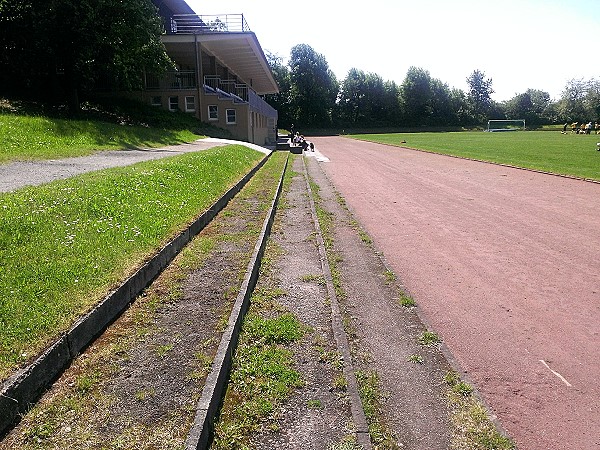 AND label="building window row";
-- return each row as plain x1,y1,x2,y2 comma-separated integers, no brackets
151,95,196,113
150,96,236,125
